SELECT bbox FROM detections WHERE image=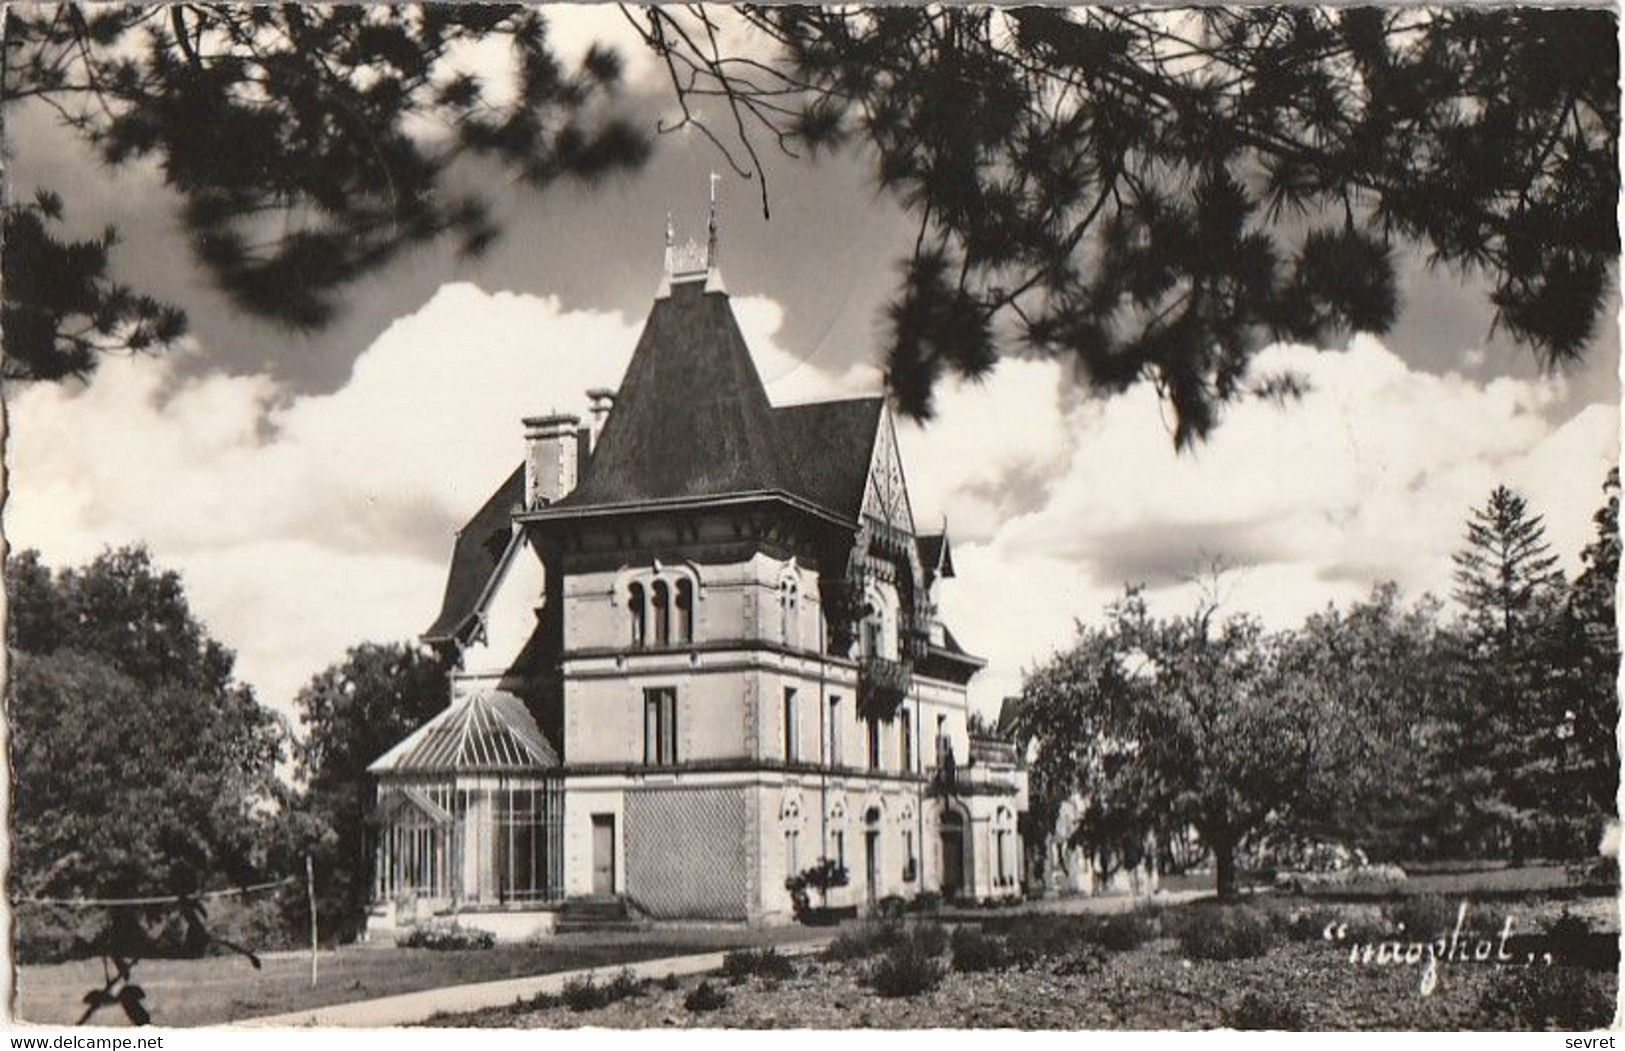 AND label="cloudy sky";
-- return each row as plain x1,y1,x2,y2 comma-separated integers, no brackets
7,7,1620,724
